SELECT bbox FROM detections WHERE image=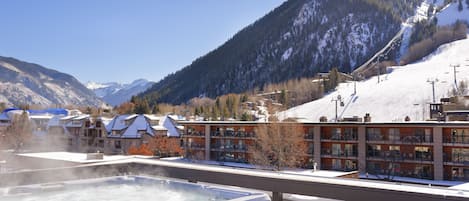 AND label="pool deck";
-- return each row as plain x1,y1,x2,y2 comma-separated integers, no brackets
1,157,469,201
